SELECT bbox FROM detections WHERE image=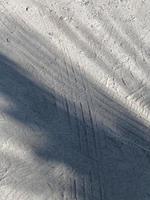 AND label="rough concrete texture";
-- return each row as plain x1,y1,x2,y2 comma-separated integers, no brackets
0,0,150,199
